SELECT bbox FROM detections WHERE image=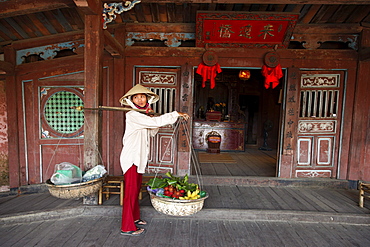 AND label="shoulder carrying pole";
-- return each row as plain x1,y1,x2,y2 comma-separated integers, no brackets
74,106,160,115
